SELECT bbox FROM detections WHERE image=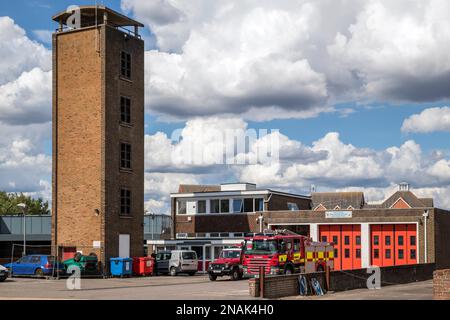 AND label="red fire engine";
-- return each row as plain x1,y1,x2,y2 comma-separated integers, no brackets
242,230,334,276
